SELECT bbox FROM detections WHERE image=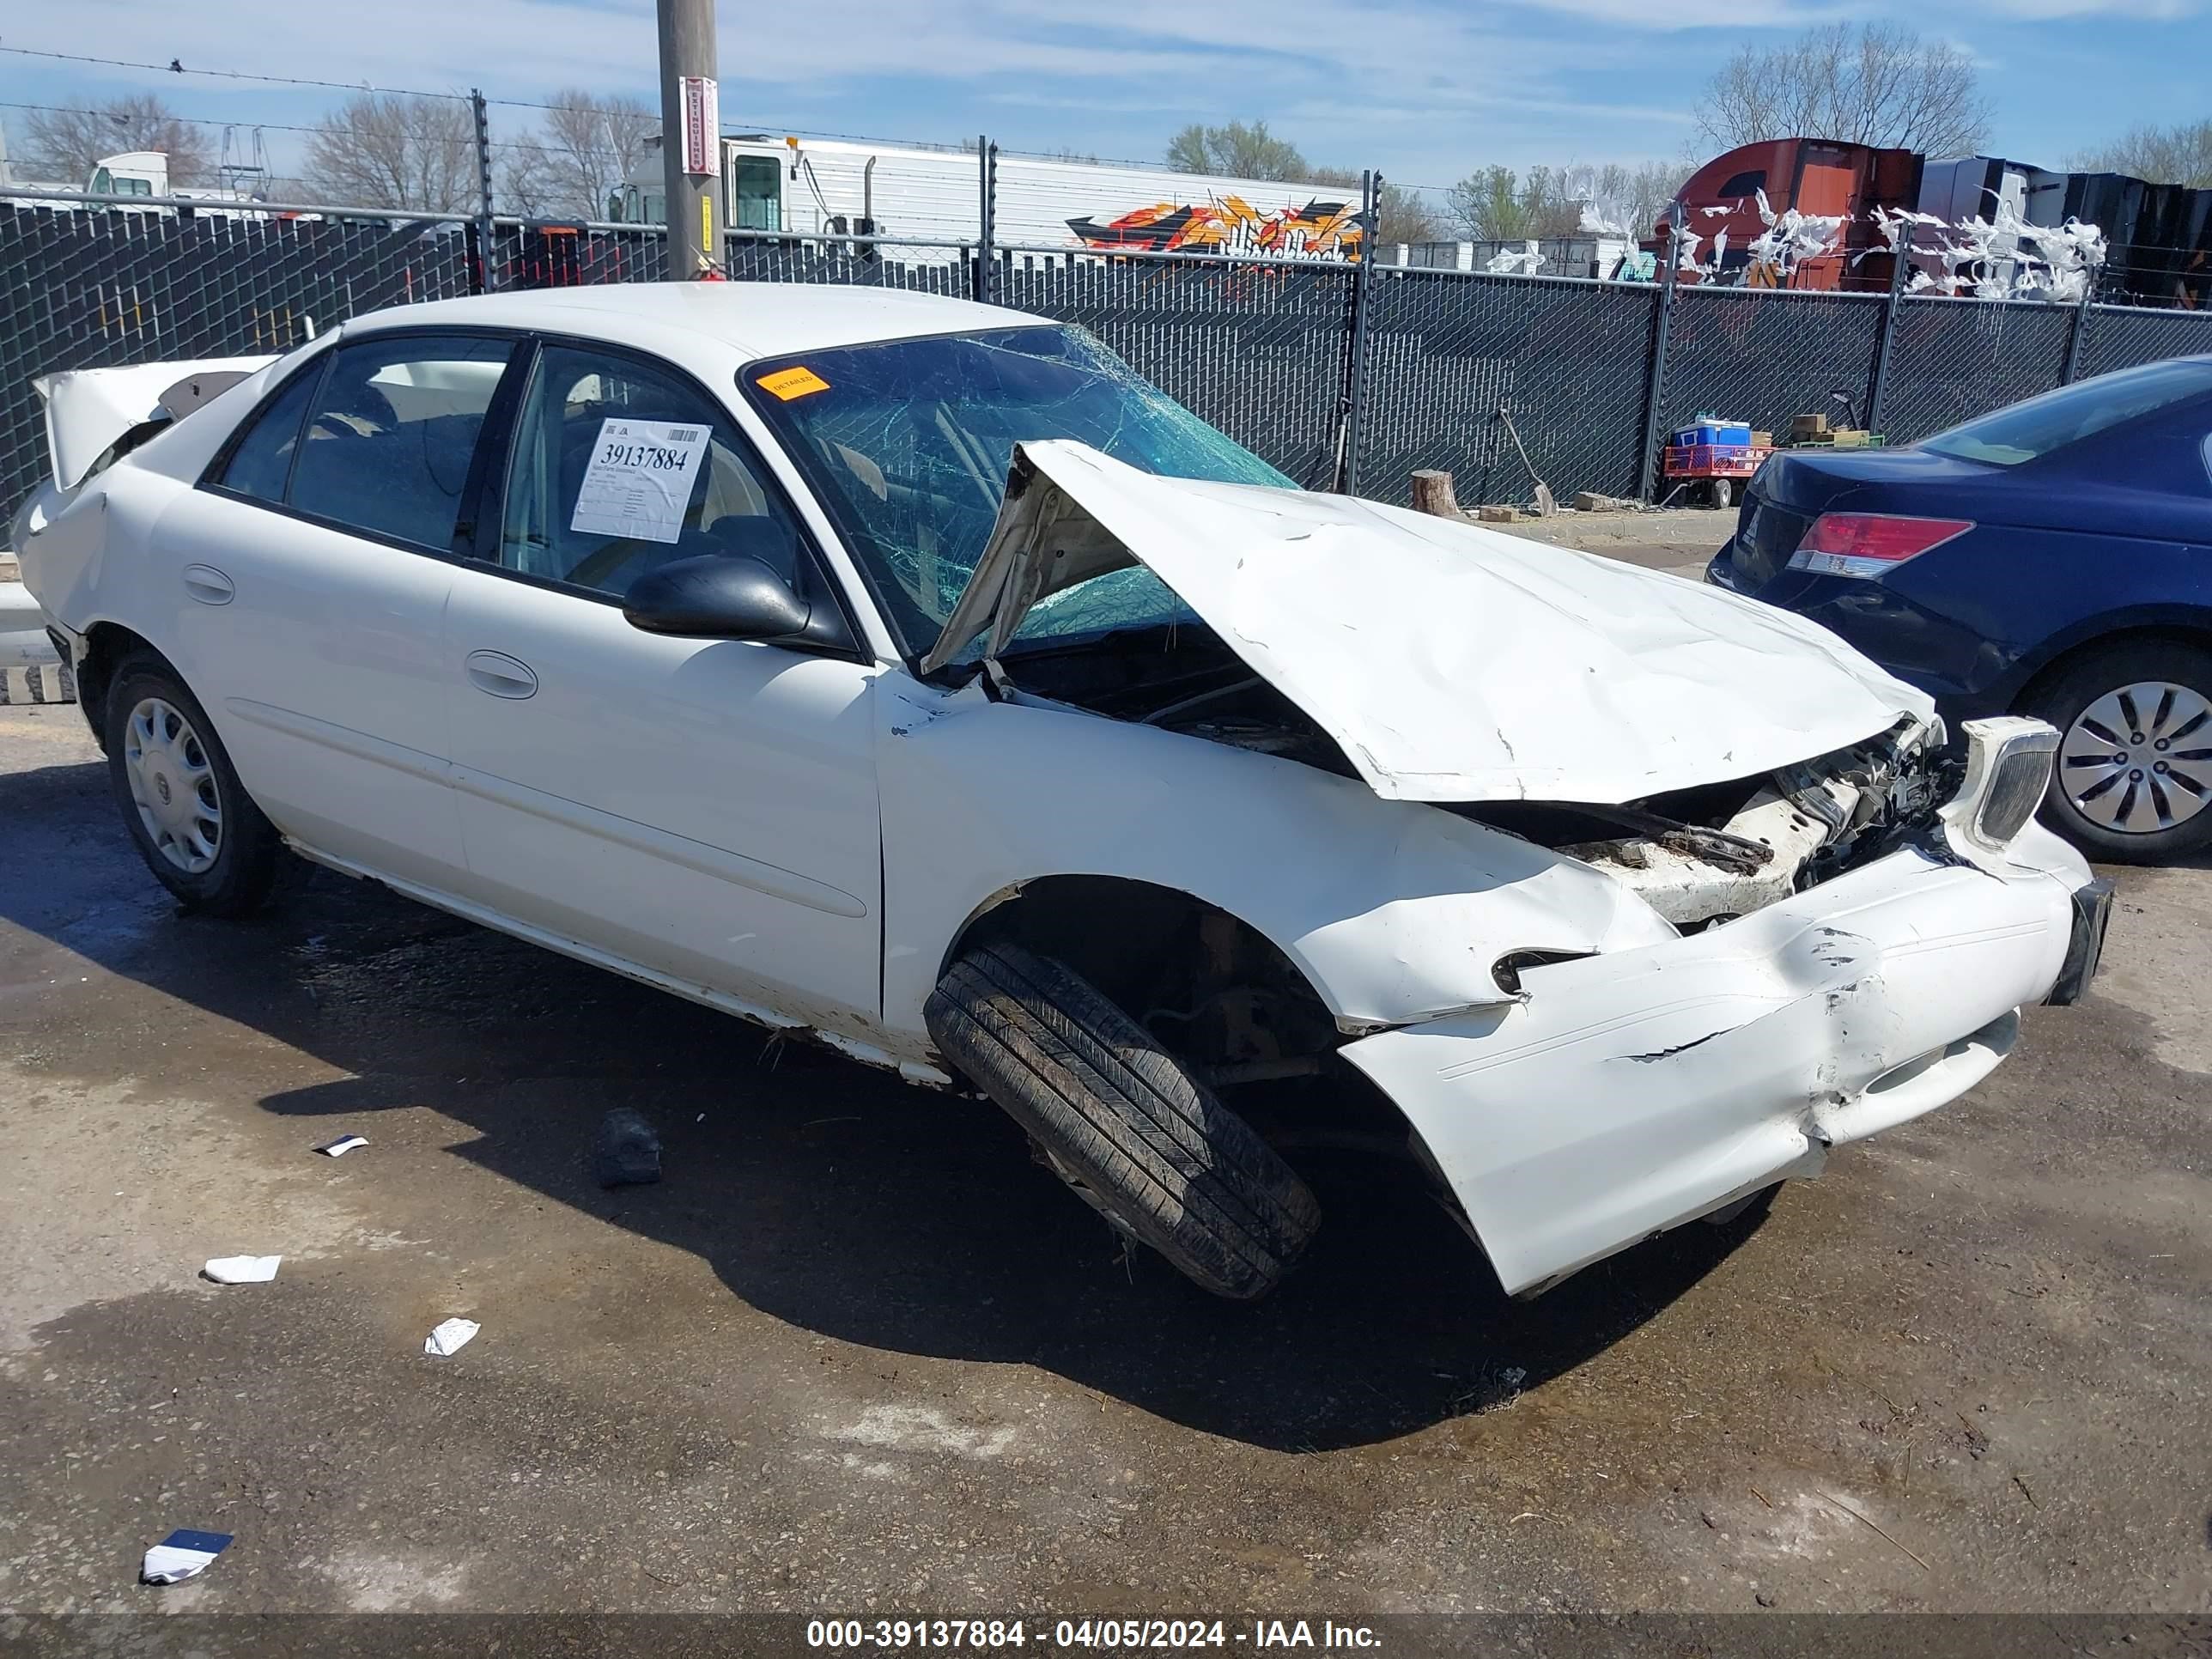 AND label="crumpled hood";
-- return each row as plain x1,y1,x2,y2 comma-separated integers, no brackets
924,441,1936,805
